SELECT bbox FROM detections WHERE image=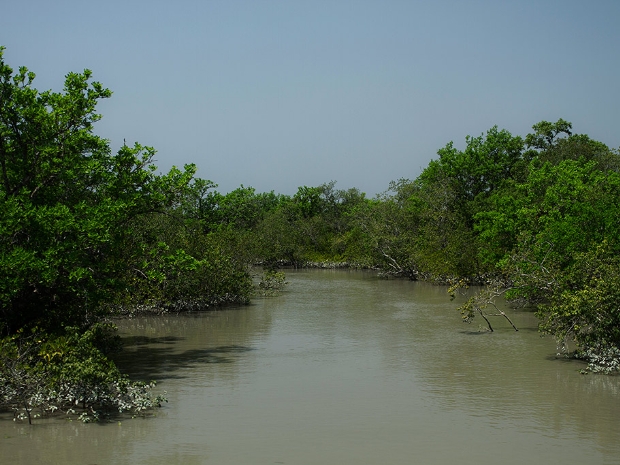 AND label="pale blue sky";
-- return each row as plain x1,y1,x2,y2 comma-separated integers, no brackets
2,0,619,196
